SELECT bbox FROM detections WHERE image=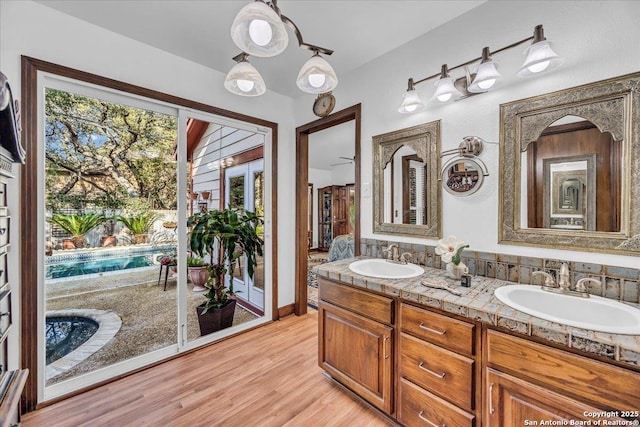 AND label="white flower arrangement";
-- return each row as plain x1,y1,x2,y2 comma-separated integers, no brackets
435,235,469,265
